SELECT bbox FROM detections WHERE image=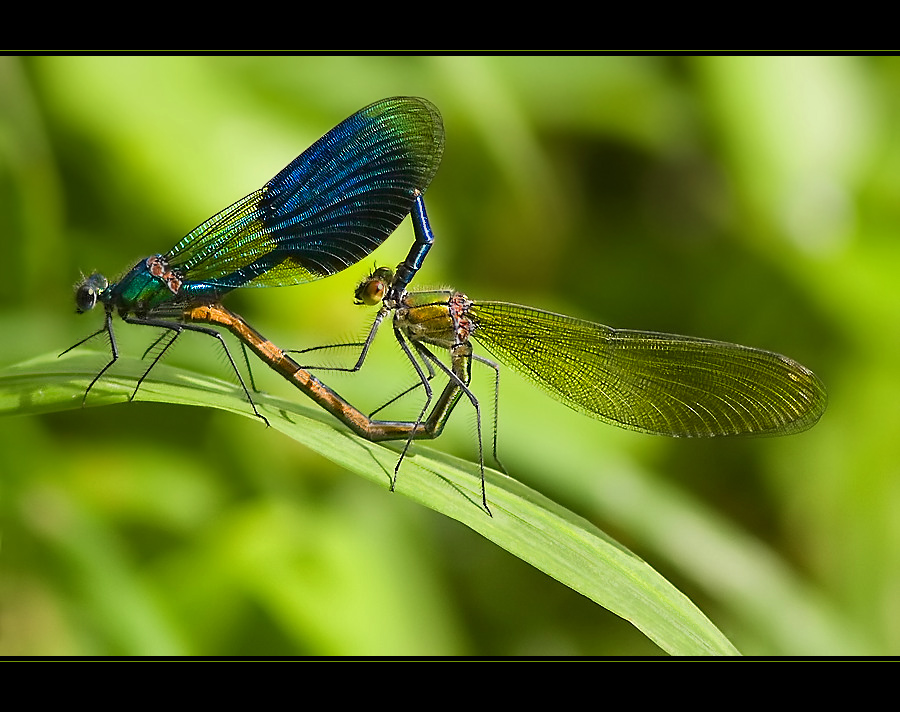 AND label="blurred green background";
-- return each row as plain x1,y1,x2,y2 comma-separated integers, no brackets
0,55,893,655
